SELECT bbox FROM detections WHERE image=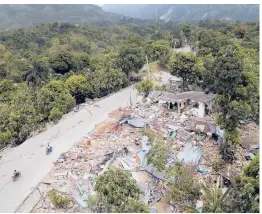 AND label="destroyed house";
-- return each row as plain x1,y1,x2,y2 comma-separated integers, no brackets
158,91,216,118
185,118,215,134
